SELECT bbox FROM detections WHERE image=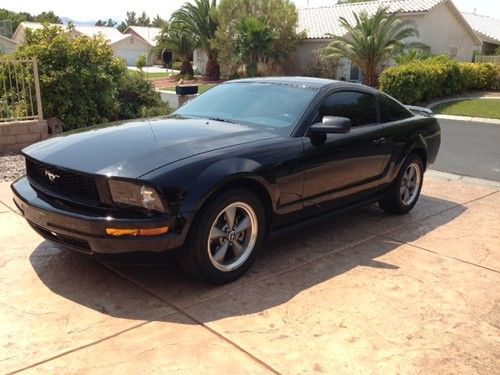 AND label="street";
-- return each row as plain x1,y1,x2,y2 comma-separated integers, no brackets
432,118,500,182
